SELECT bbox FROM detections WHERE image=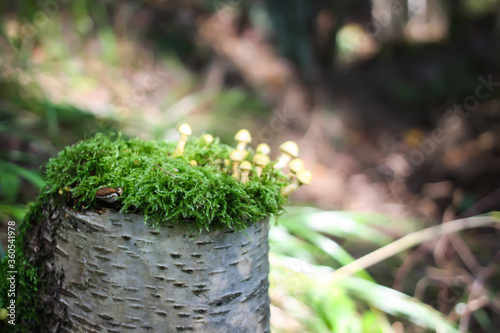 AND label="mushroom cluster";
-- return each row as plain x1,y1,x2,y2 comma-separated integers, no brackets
171,124,312,197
